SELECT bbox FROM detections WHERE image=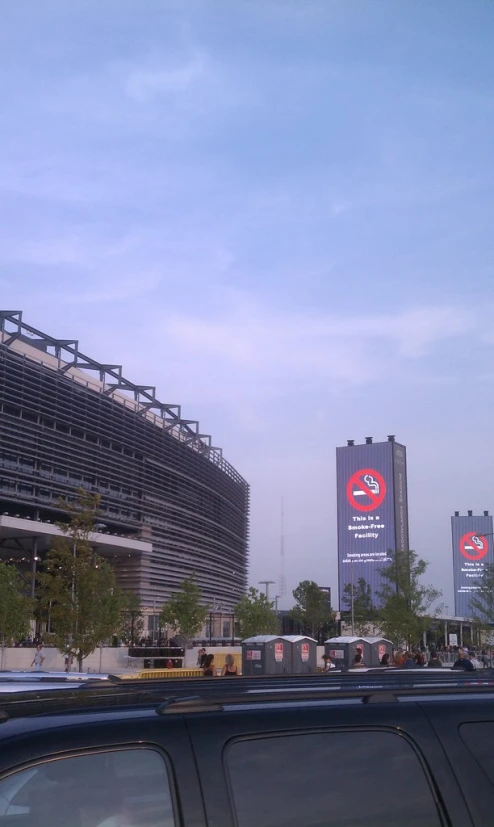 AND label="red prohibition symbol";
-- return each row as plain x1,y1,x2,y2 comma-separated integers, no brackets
459,532,488,561
346,468,386,512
